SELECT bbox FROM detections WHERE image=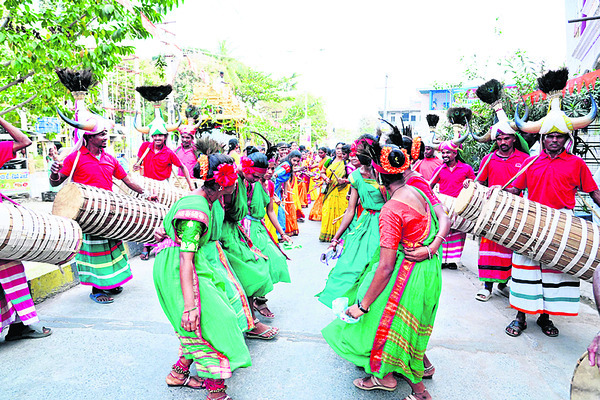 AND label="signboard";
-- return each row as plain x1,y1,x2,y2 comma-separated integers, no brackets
0,169,30,195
